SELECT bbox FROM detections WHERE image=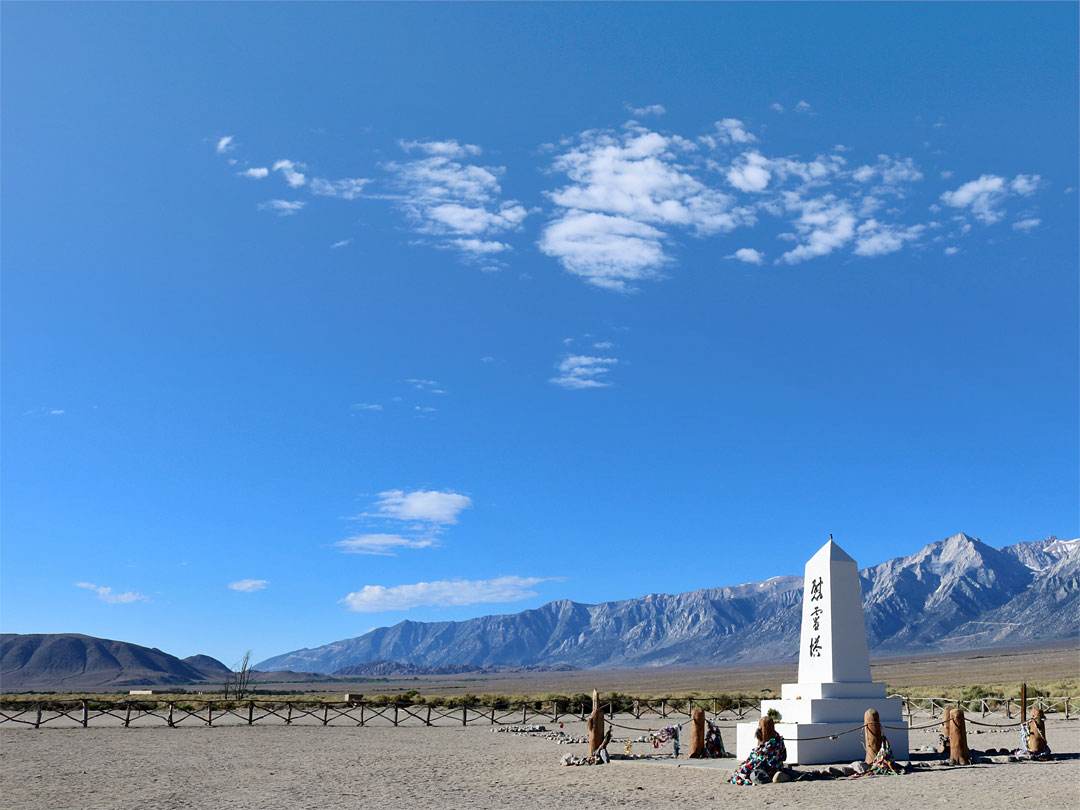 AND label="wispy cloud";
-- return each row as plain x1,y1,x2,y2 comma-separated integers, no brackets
795,100,812,113
1012,217,1041,232
228,579,269,593
76,582,147,604
258,199,306,216
728,247,765,264
216,136,235,155
770,103,784,113
626,103,666,118
370,489,472,524
335,533,436,556
310,177,371,199
399,139,482,158
340,575,559,612
384,140,529,263
239,167,269,179
331,239,351,249
273,159,307,188
939,173,1040,225
351,402,382,411
551,354,618,389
